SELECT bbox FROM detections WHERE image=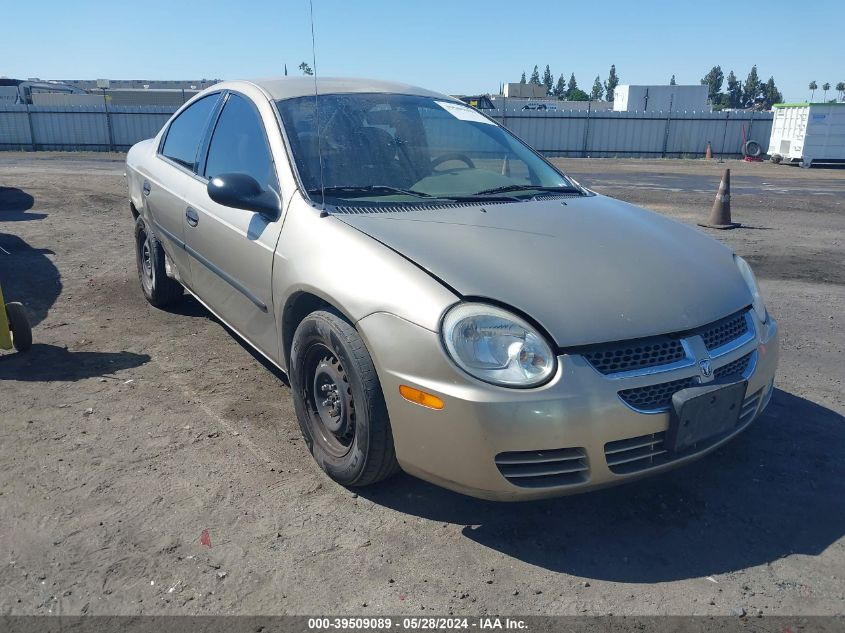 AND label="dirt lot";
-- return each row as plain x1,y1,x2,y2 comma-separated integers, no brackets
0,154,843,617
